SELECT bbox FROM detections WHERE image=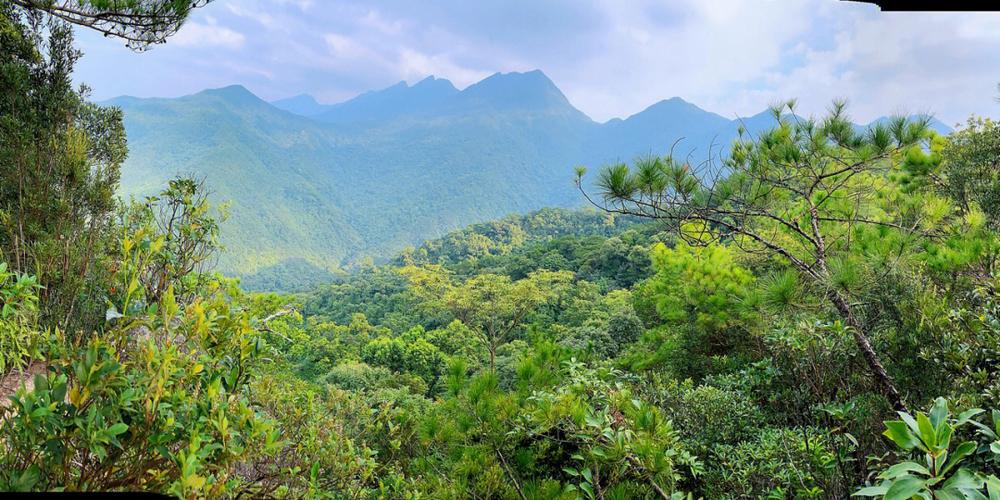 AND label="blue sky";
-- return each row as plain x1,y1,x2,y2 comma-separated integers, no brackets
74,0,1000,125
